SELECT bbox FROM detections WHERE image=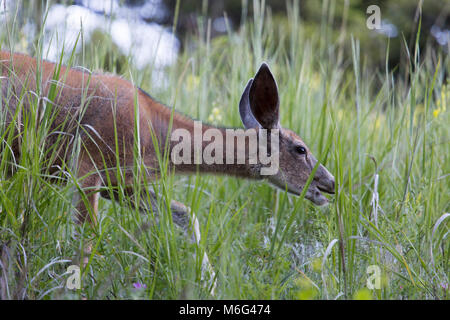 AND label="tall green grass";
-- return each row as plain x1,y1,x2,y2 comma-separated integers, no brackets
0,0,448,299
